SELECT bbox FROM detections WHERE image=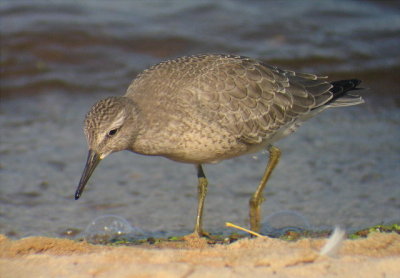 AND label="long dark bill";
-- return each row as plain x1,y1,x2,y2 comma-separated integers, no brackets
75,150,101,200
